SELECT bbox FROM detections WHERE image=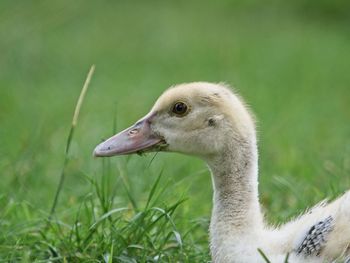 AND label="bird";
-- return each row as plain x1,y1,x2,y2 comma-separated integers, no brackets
94,82,350,262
